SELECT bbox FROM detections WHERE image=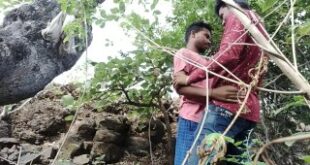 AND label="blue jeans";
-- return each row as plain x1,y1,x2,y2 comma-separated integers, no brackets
187,104,256,165
174,117,199,165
